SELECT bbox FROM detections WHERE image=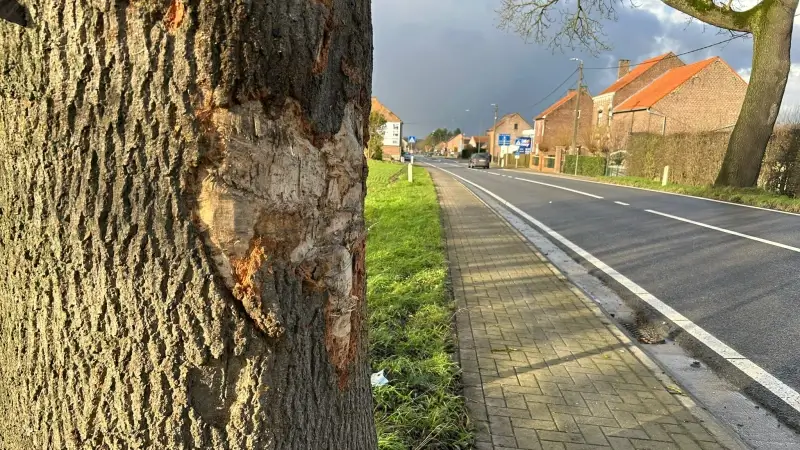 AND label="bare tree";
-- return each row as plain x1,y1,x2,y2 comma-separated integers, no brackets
498,0,799,187
0,0,376,448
